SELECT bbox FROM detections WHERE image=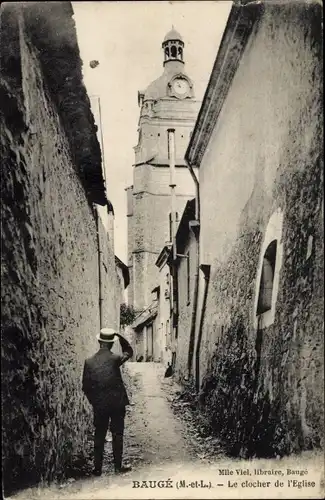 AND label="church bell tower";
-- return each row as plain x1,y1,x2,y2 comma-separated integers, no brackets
126,28,200,311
